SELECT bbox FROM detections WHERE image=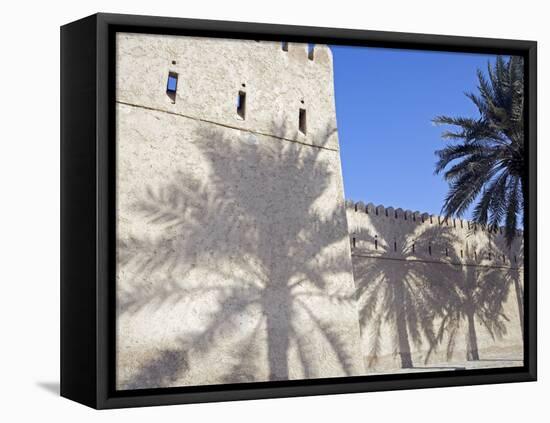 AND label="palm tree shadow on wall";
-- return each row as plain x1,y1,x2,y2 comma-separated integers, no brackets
504,242,524,338
352,222,455,369
117,121,361,389
432,250,513,362
351,215,516,370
